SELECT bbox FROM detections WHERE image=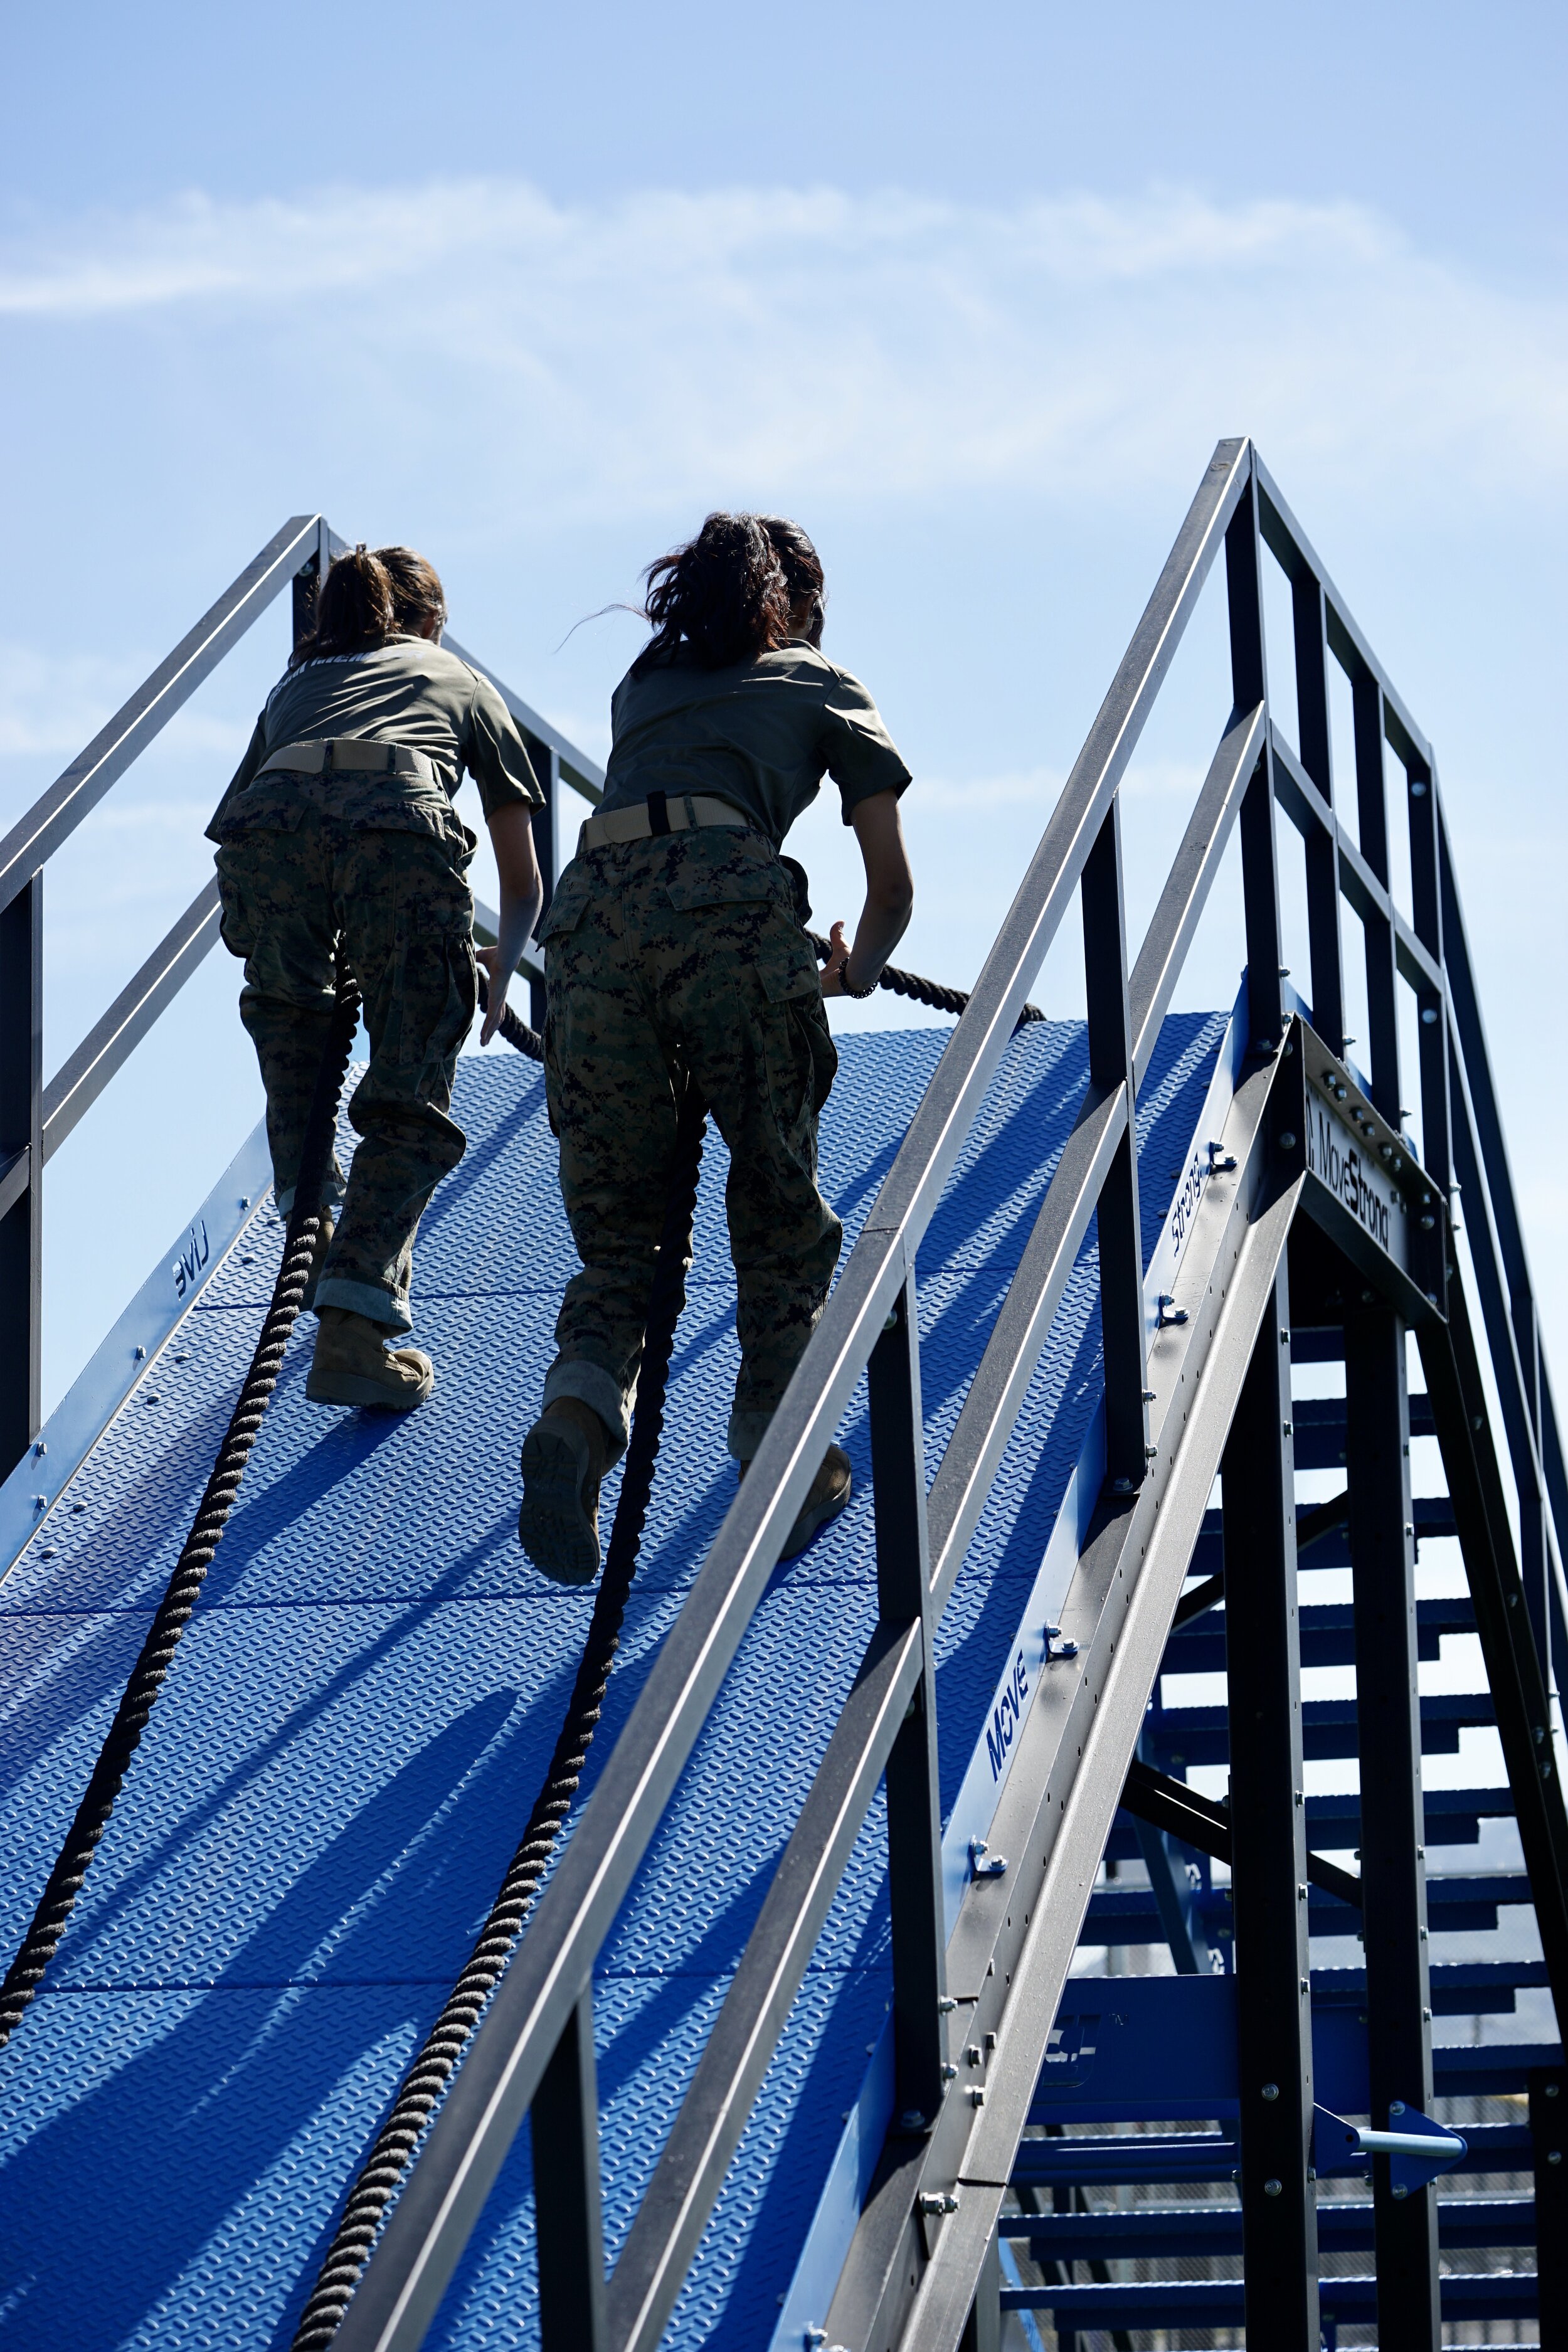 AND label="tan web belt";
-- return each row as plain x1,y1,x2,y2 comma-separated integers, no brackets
257,738,439,784
578,791,751,851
